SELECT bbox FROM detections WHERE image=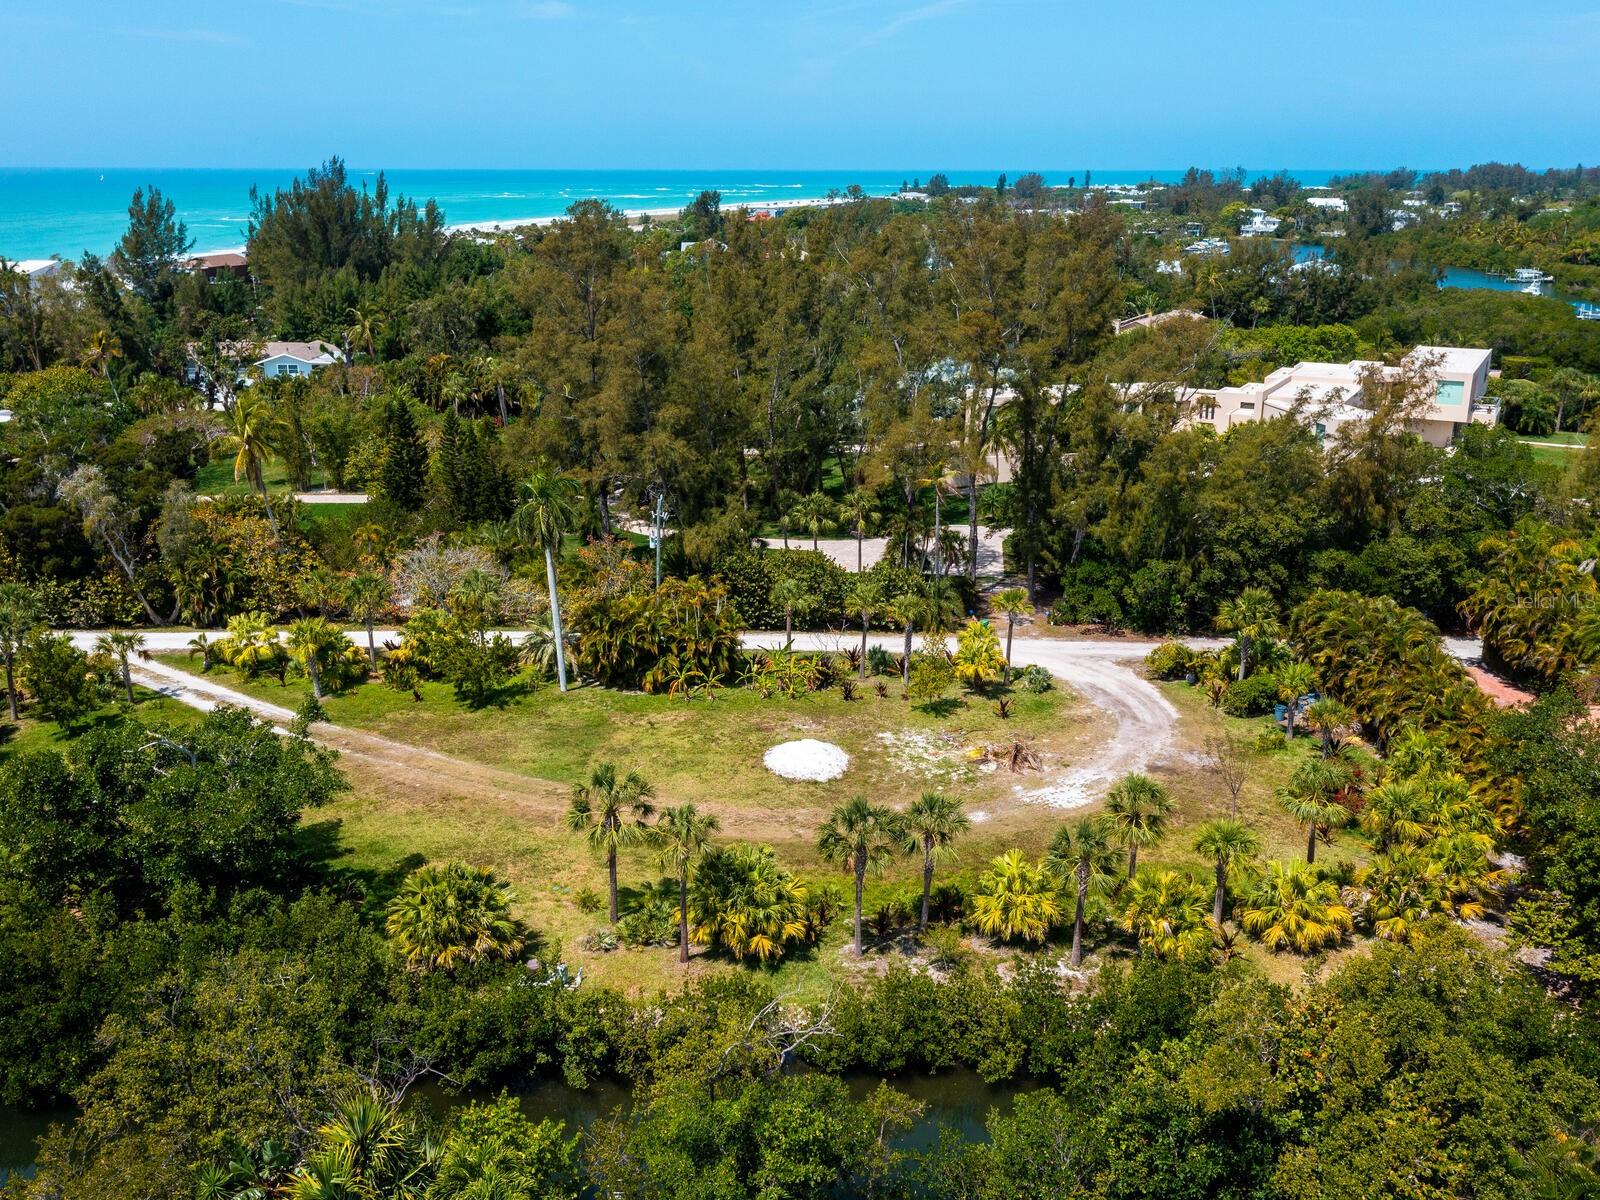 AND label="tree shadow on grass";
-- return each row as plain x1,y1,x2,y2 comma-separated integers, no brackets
294,815,425,914
914,697,966,719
